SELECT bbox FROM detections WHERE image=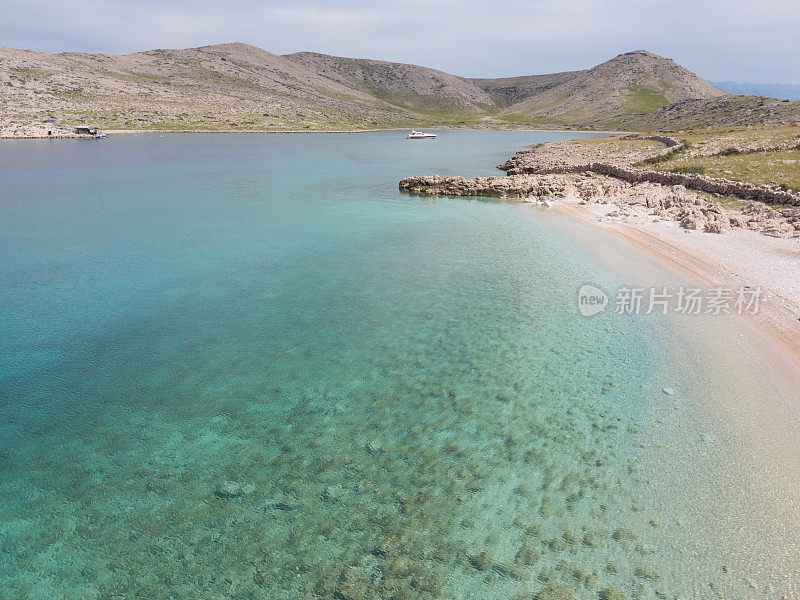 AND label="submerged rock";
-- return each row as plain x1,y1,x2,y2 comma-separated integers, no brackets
467,551,491,571
270,492,298,510
634,565,661,580
636,543,657,555
334,577,369,600
599,588,628,600
365,439,383,454
582,532,601,547
534,584,577,600
322,484,345,502
612,528,638,542
515,542,541,566
213,481,254,499
492,560,530,580
372,534,400,557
